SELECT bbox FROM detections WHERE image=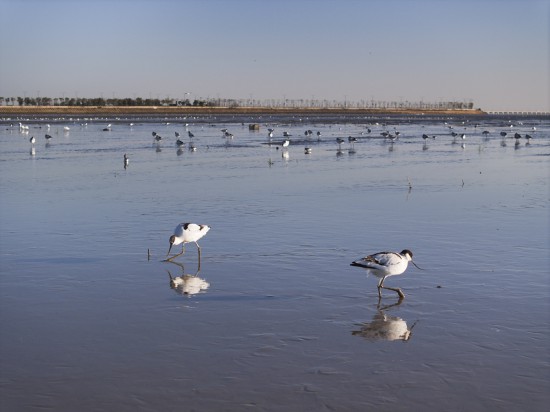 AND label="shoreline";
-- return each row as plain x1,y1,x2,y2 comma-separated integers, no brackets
0,105,487,118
